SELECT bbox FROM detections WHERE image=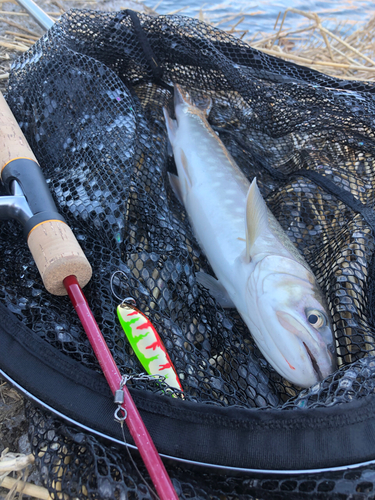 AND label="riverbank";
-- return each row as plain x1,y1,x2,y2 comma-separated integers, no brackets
0,2,374,87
